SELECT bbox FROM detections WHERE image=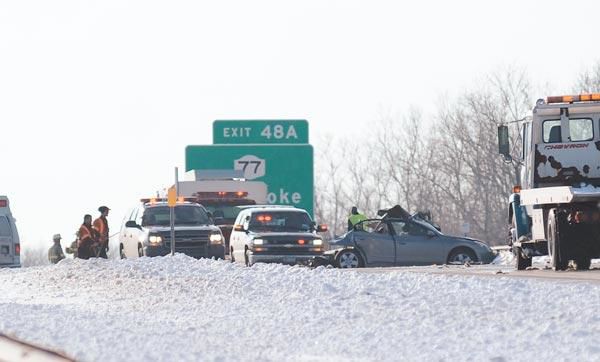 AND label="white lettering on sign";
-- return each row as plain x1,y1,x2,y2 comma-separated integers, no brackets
267,189,302,205
260,125,299,140
223,127,252,138
234,155,266,180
